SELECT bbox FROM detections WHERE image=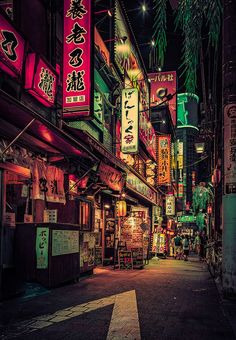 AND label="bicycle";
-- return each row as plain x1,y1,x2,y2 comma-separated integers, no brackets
205,240,222,282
